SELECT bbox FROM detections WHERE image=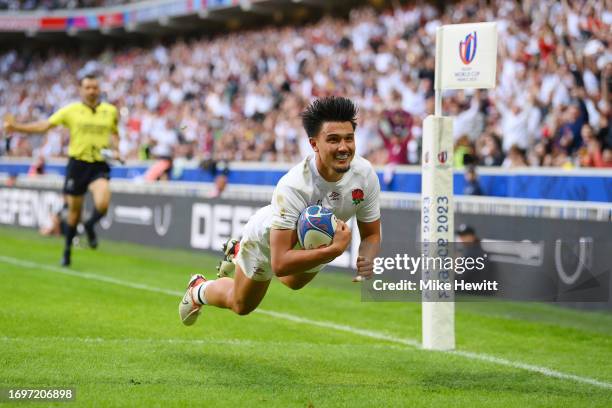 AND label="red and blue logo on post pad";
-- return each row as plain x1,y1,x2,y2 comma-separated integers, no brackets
459,31,477,65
